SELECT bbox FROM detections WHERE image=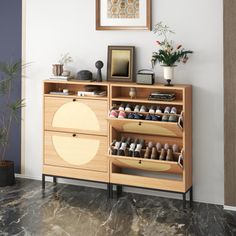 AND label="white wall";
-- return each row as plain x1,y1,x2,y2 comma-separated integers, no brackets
24,0,224,204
